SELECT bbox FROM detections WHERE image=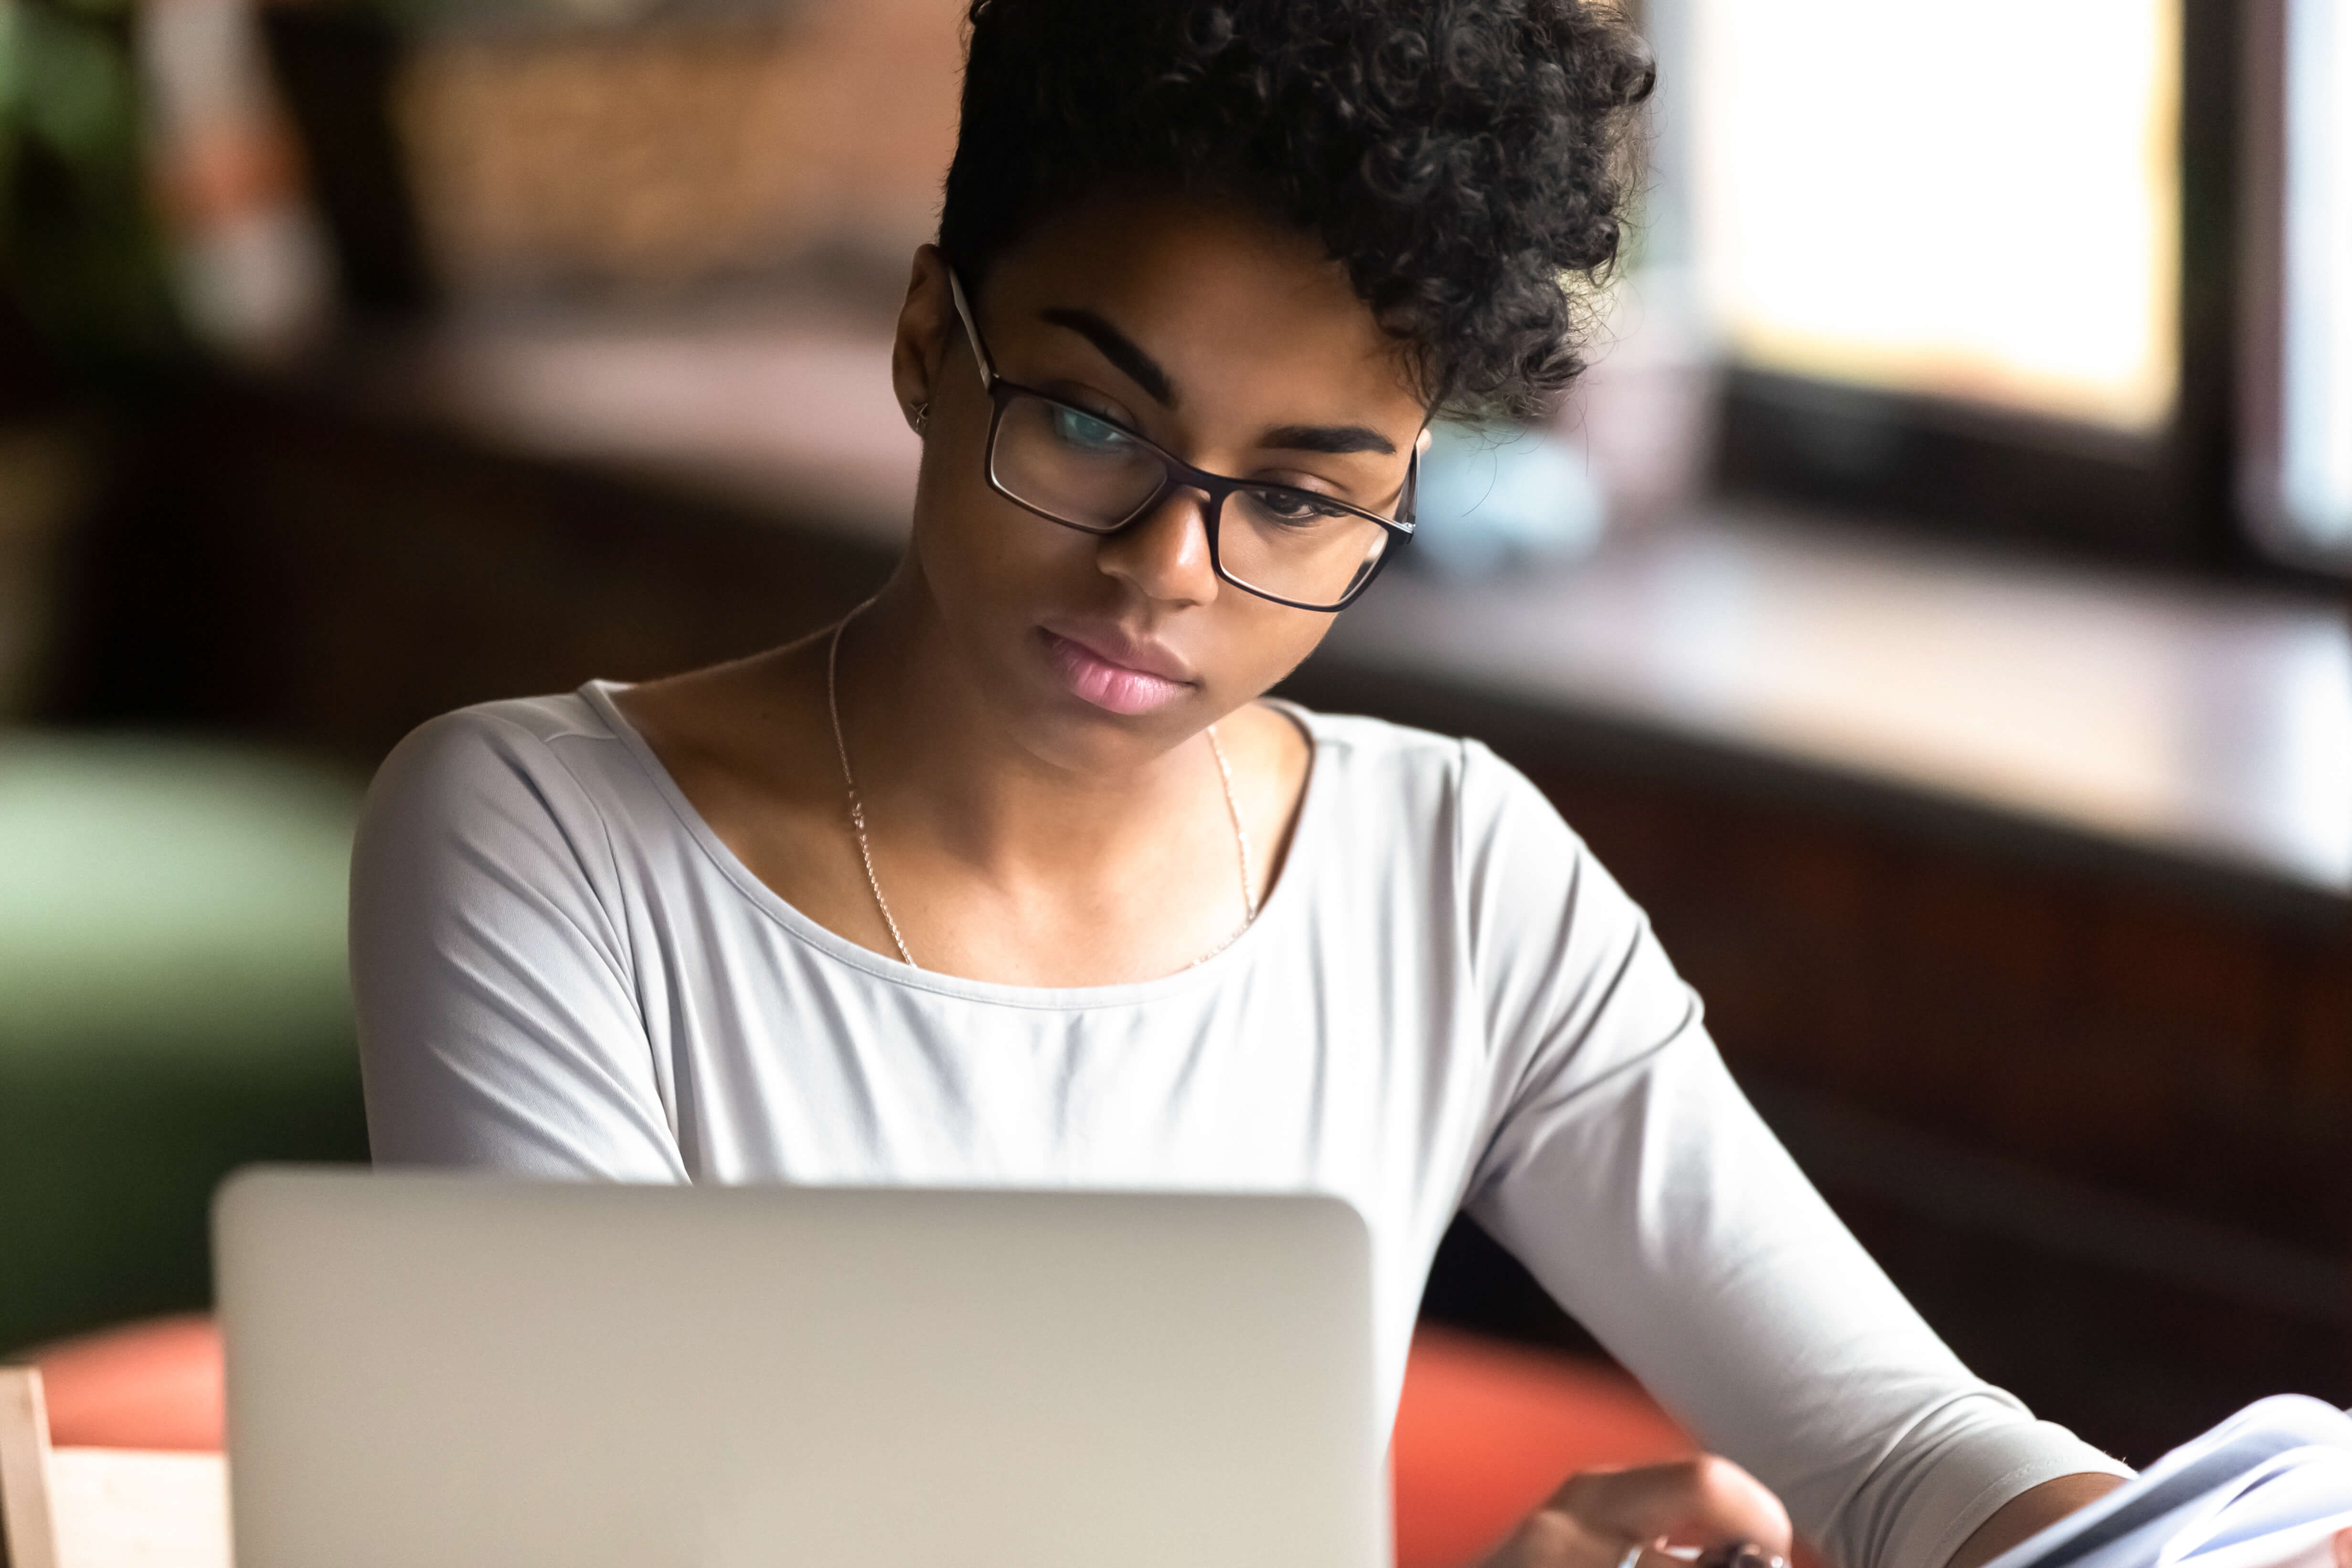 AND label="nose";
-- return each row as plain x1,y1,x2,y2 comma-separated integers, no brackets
1095,484,1221,607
